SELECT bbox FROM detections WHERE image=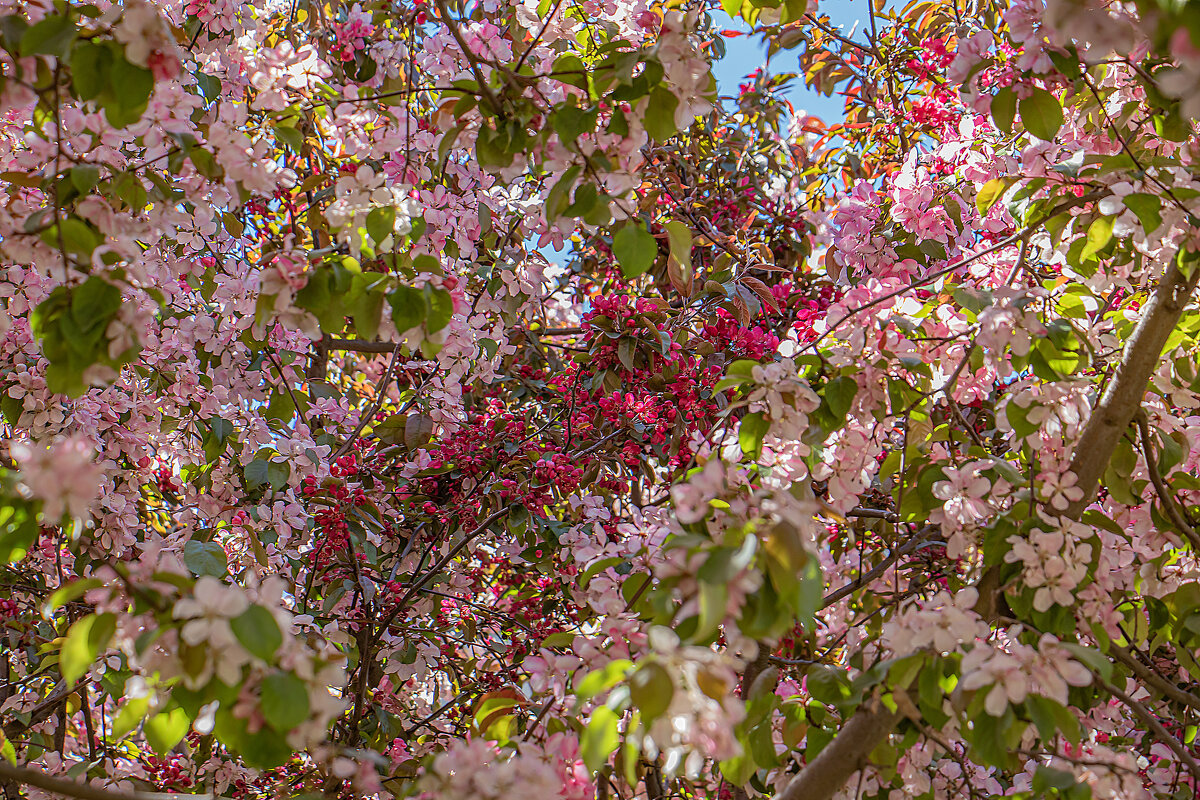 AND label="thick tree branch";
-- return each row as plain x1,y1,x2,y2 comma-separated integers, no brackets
976,258,1198,619
776,697,901,800
1065,259,1200,516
